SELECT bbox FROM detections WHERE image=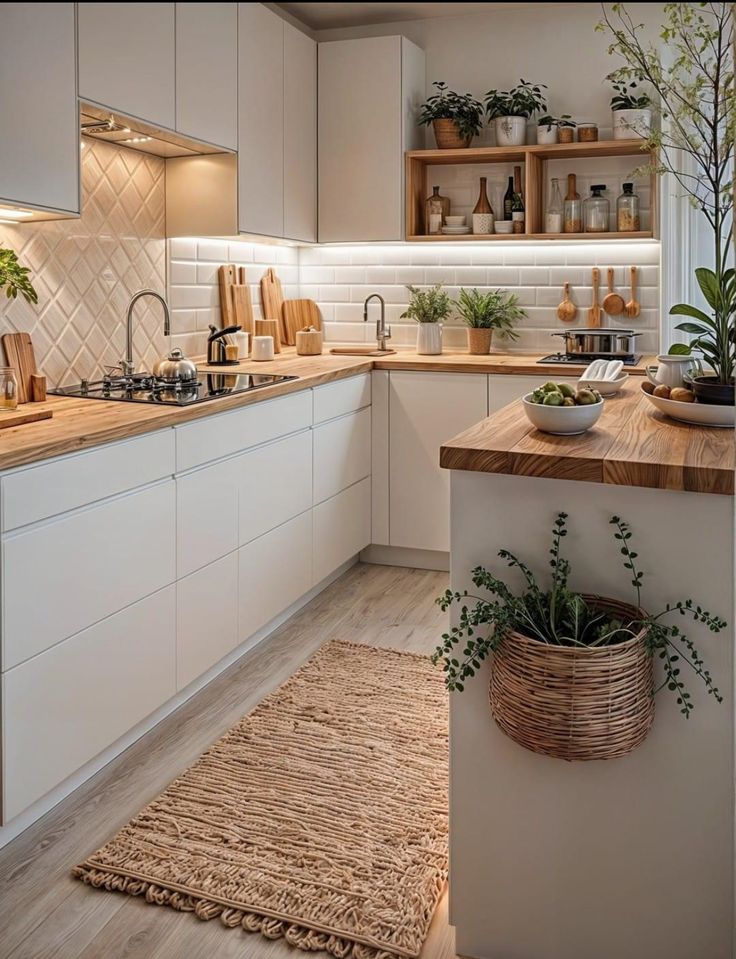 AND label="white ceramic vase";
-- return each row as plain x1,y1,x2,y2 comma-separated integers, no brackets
494,116,527,147
472,212,494,235
612,108,652,140
417,323,442,355
536,124,558,145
